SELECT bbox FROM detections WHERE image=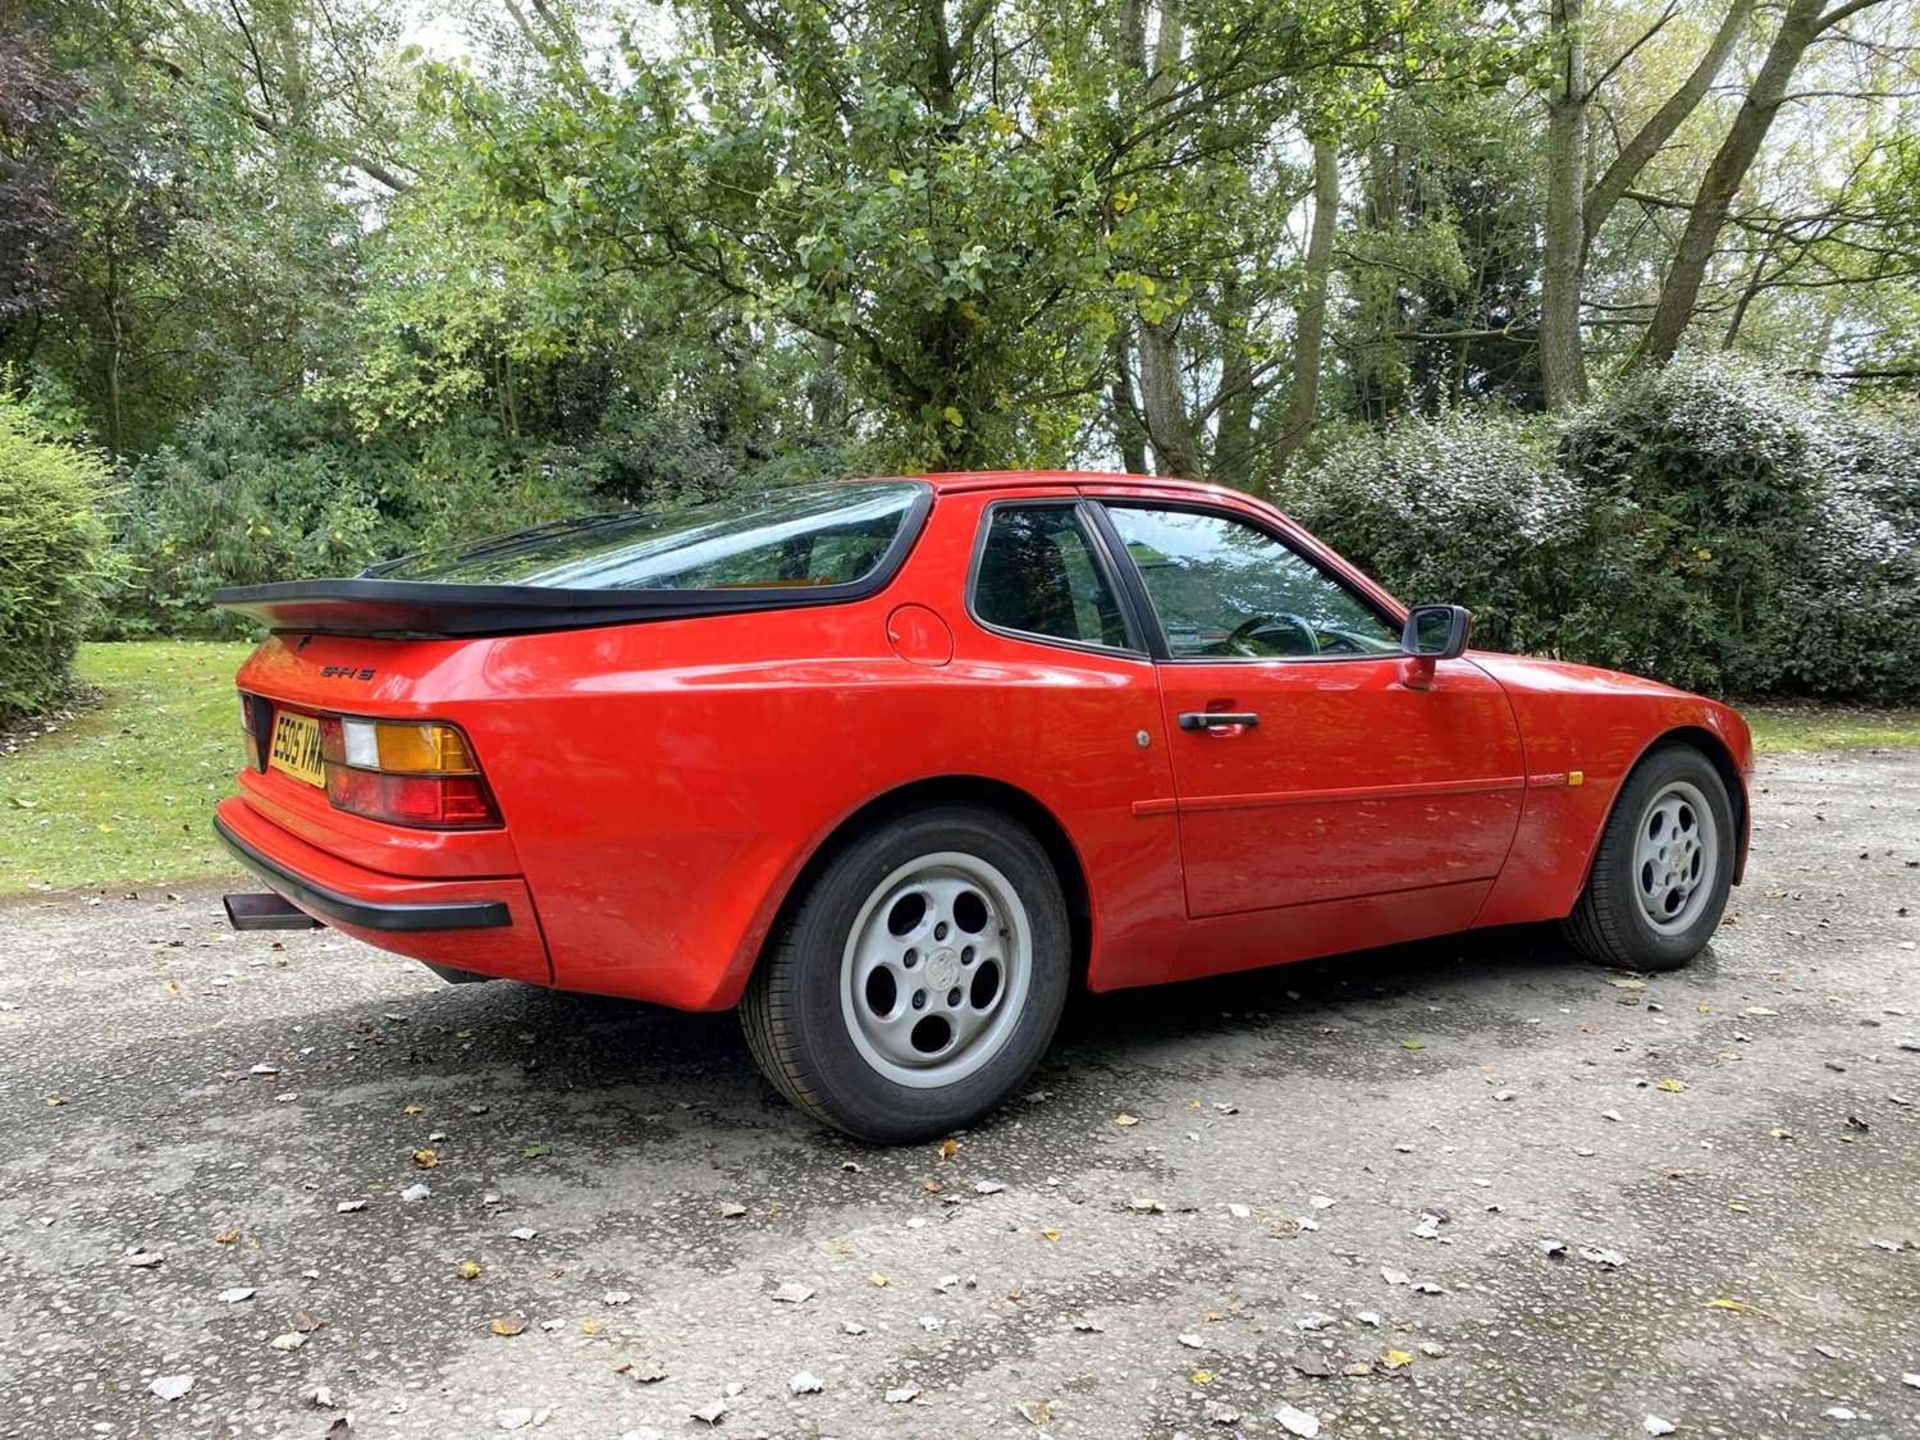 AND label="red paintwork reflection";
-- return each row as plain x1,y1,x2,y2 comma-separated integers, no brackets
223,472,1753,1008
